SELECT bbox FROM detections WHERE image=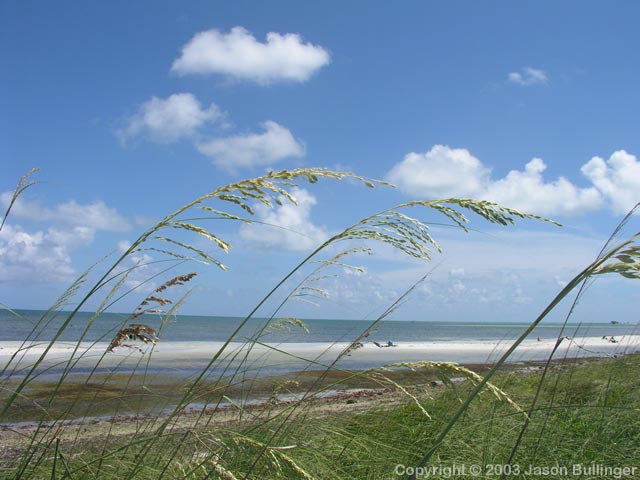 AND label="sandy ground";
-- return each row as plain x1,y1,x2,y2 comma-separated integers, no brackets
2,334,638,374
0,384,418,461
